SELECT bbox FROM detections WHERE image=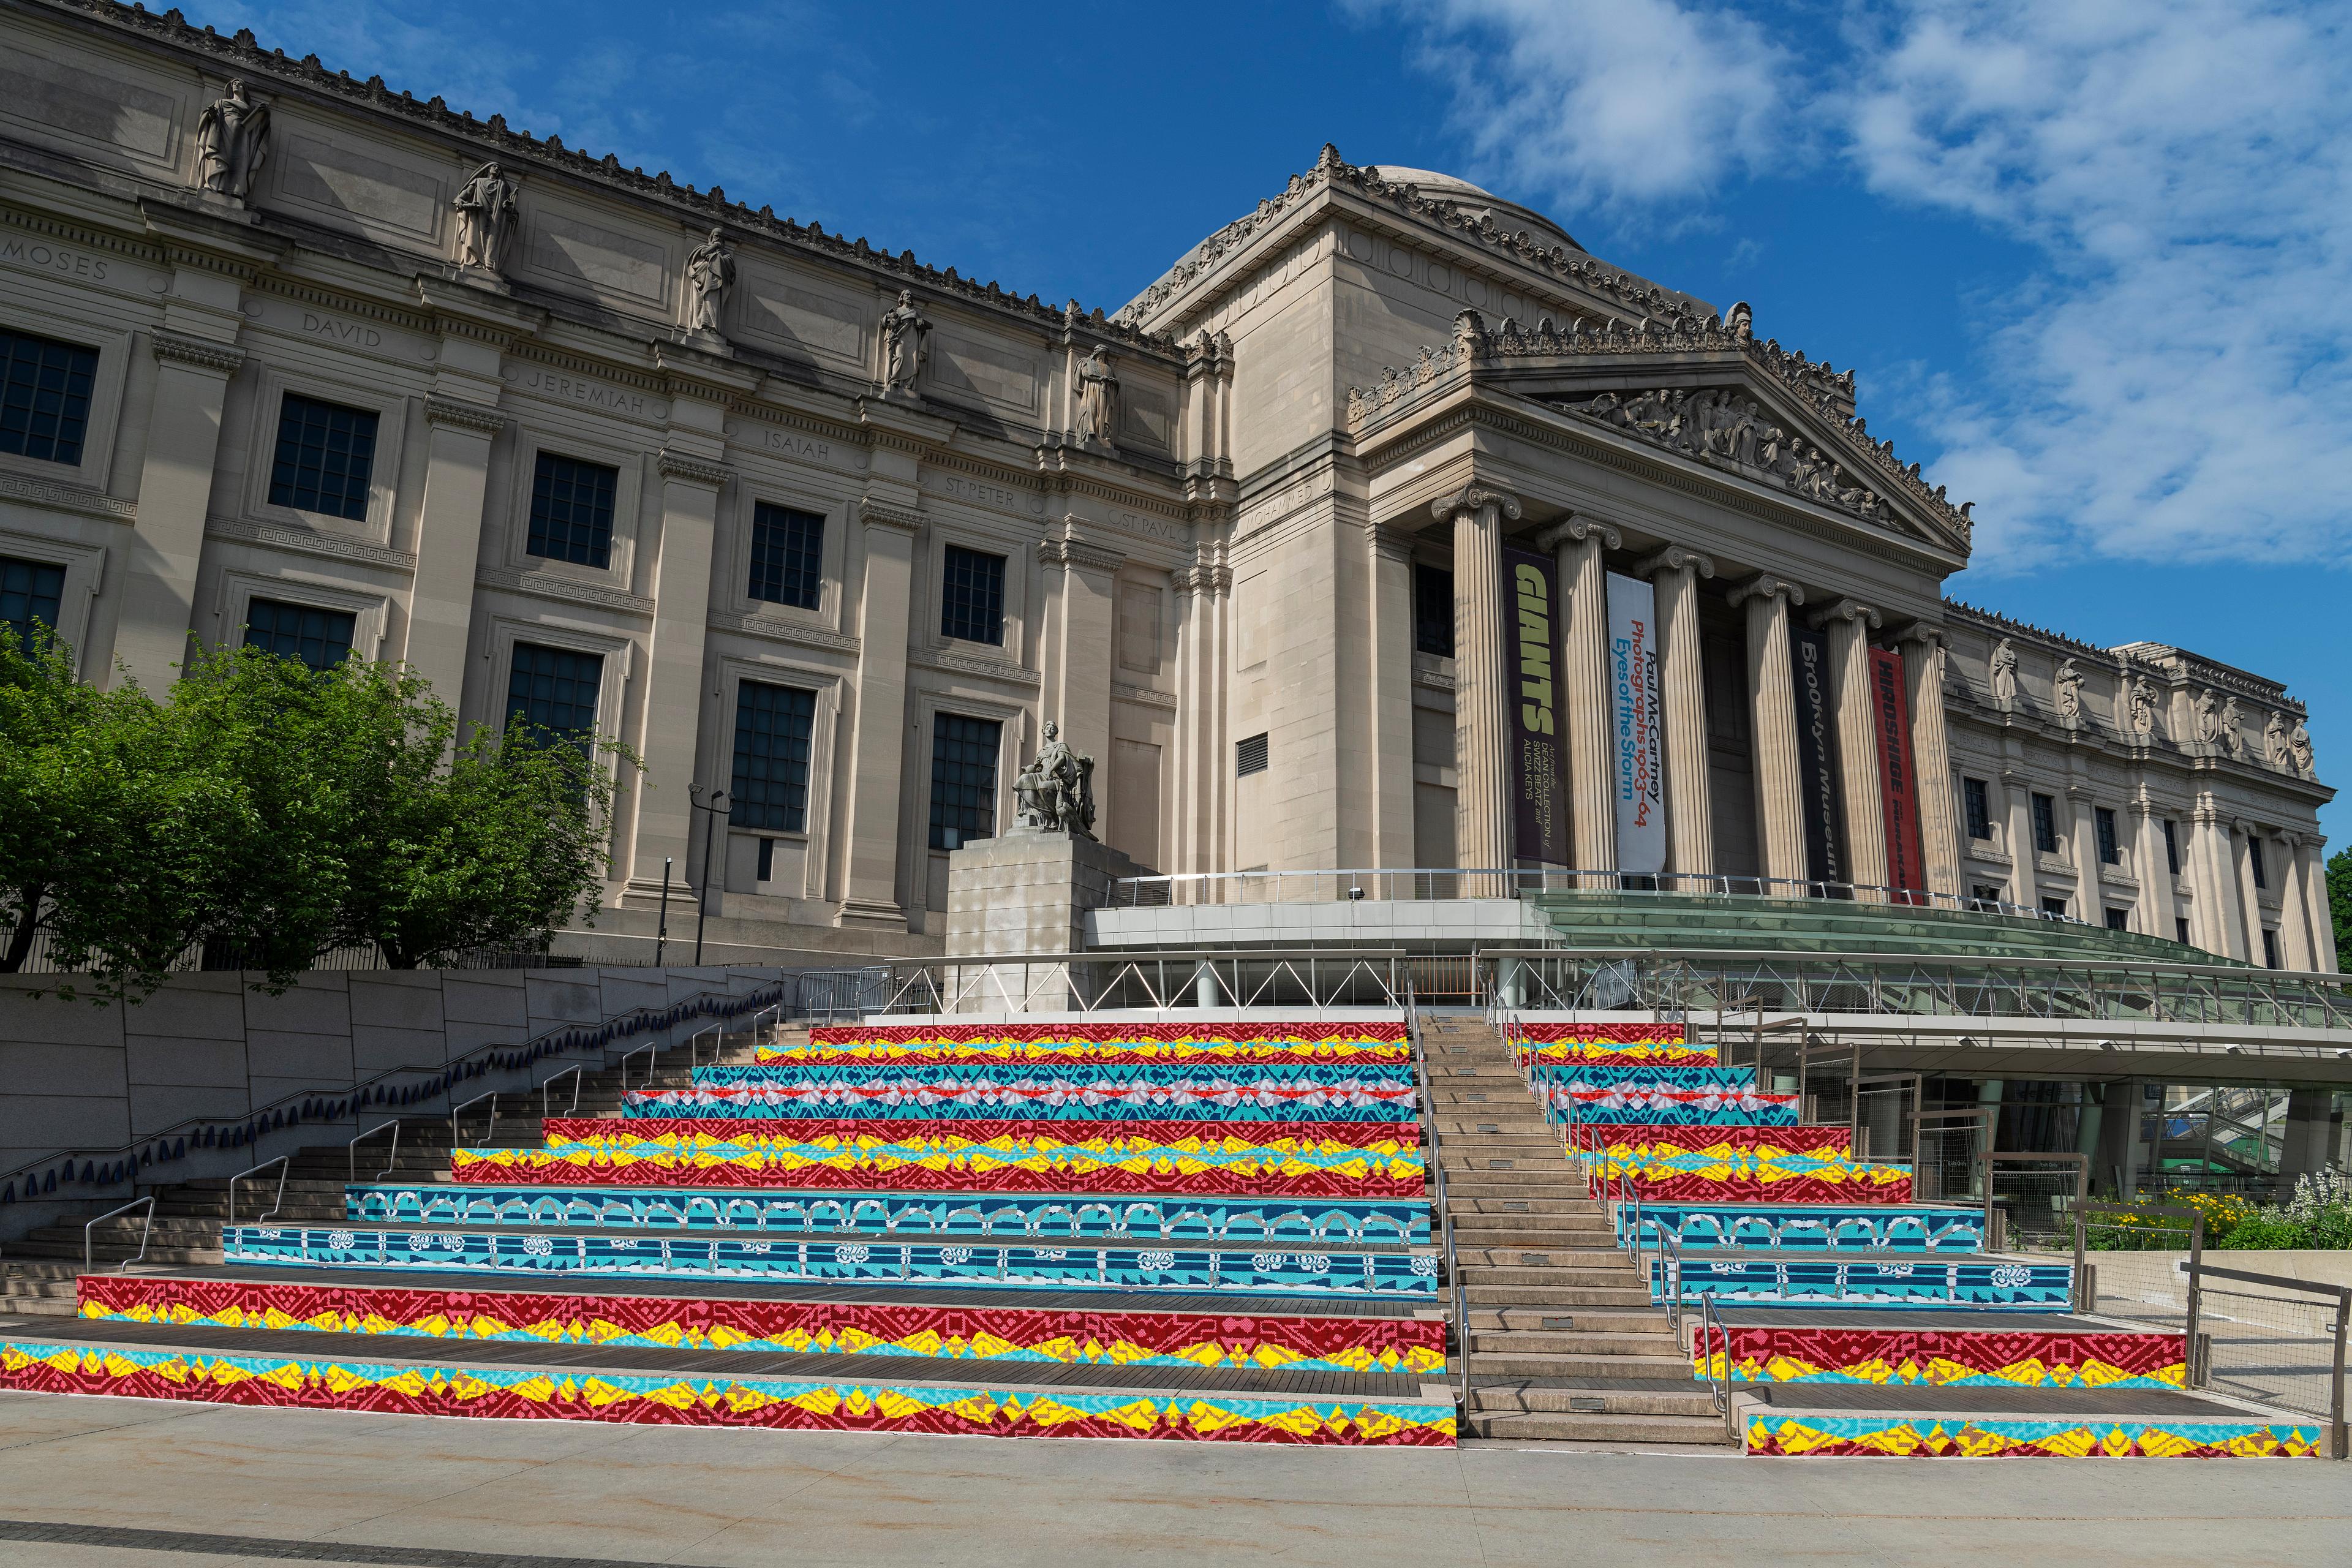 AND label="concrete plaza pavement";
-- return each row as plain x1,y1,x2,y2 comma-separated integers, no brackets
0,1388,2343,1567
